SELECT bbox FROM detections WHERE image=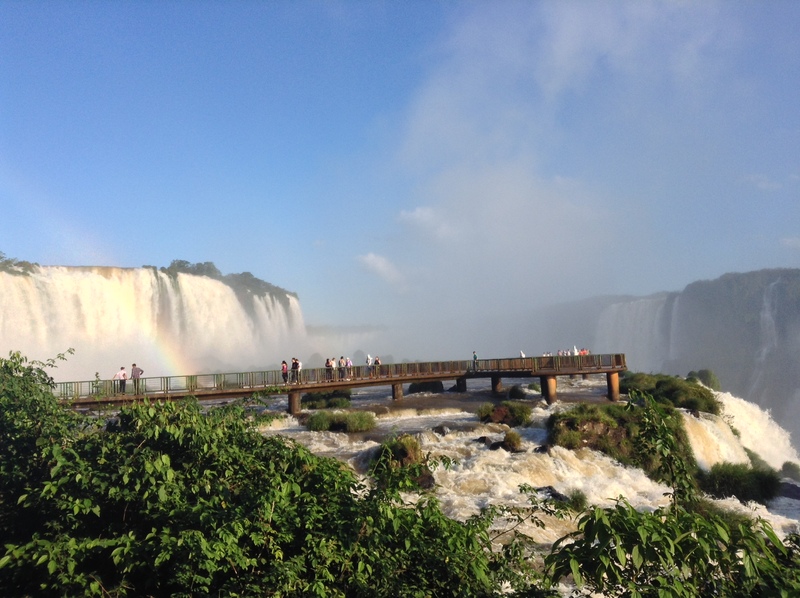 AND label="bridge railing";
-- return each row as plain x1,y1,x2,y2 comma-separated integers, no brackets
54,354,626,402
